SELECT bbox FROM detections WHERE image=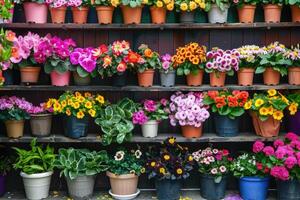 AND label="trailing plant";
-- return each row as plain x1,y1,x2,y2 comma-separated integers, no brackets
204,0,229,11
0,96,32,121
135,44,160,73
175,0,205,12
237,45,263,69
